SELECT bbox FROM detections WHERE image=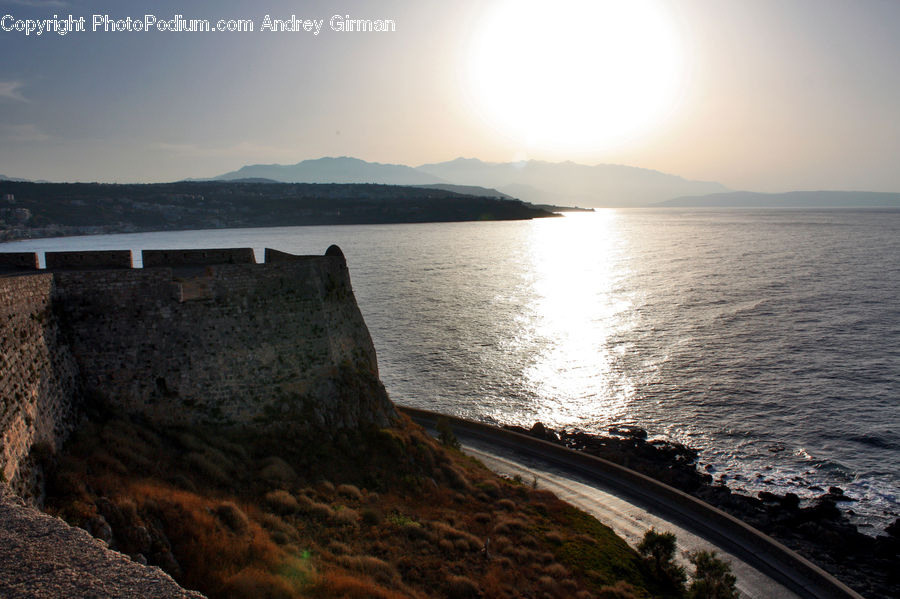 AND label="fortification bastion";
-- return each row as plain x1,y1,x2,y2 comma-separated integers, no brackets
0,245,397,501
